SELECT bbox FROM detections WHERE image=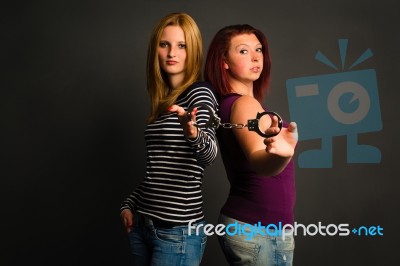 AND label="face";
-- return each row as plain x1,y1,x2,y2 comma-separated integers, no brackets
224,33,263,86
158,25,187,84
